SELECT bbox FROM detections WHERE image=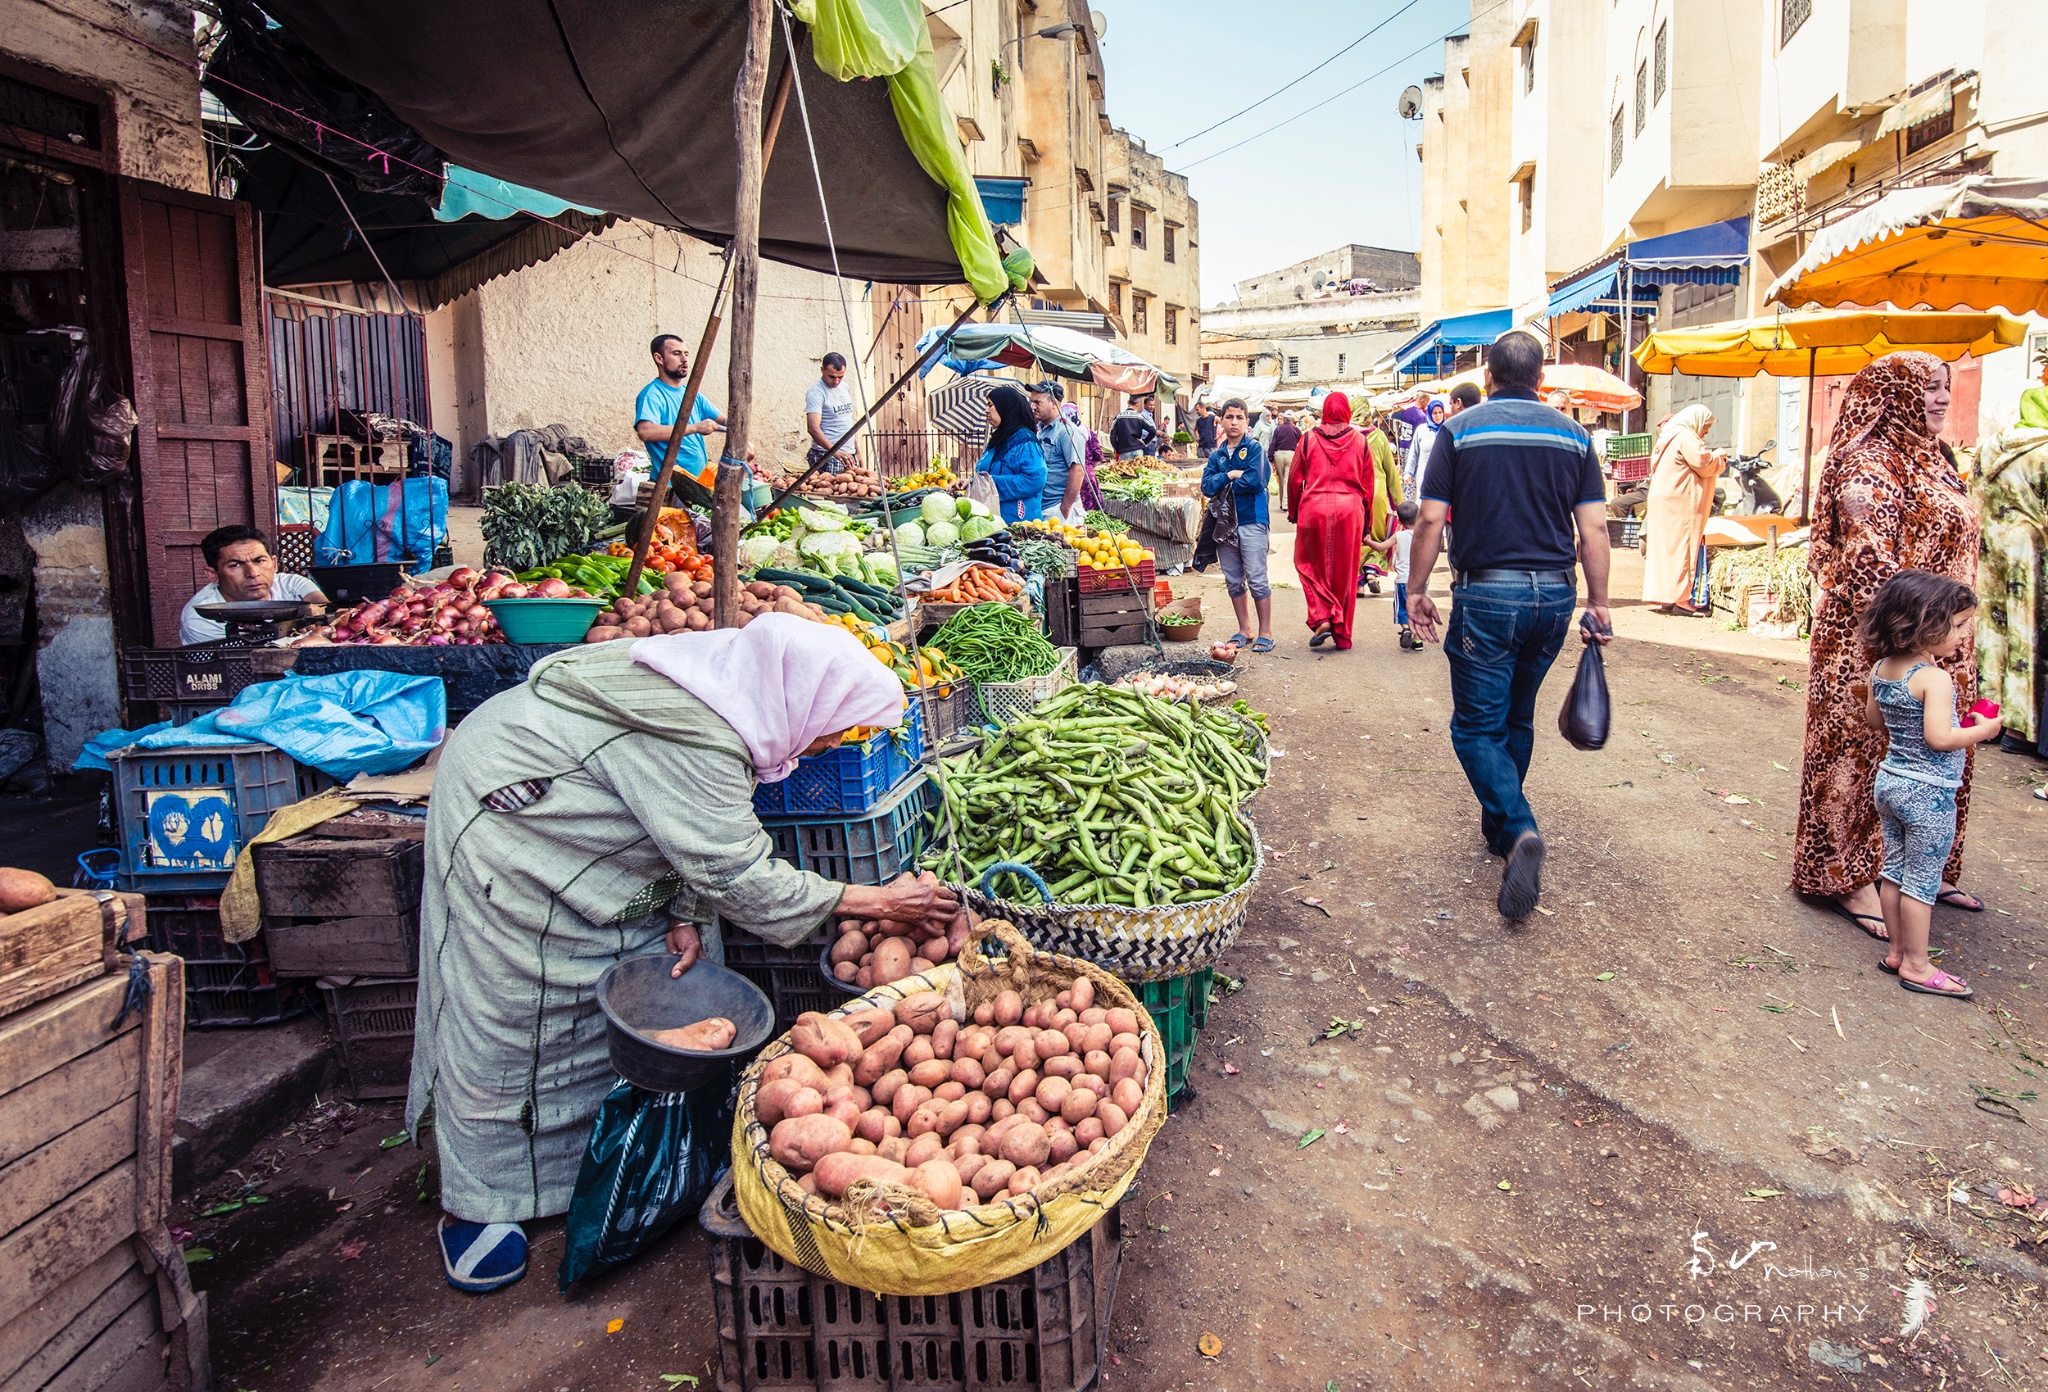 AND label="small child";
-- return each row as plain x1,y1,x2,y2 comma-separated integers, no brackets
1390,501,1420,650
1859,569,2002,999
